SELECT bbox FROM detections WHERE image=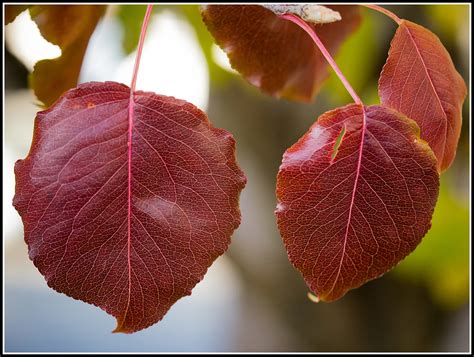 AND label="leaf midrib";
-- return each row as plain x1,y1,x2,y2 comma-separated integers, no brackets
325,105,366,299
117,92,135,332
403,22,447,165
